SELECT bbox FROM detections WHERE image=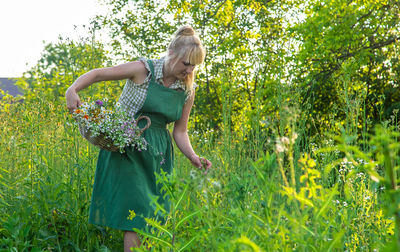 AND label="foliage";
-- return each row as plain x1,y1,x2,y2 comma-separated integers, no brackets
97,0,291,133
290,0,400,135
18,29,125,106
1,90,398,250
